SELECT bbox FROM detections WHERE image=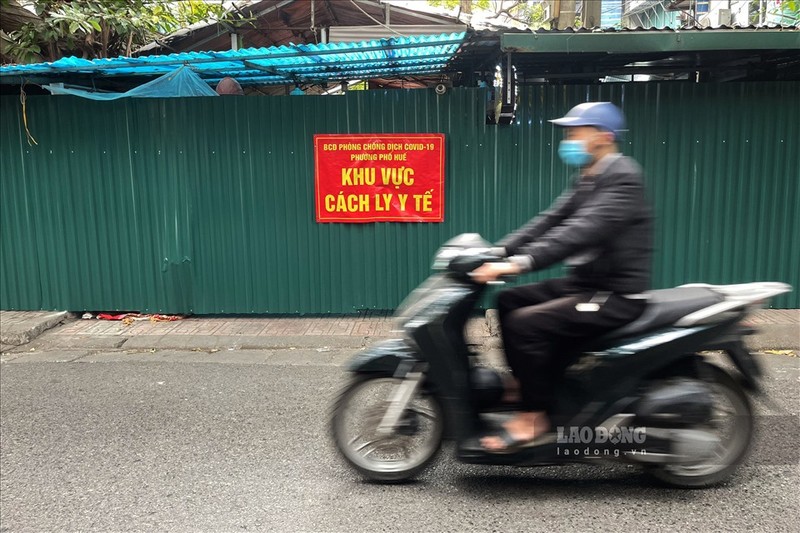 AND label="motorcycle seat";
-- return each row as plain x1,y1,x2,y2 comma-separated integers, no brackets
601,287,724,341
